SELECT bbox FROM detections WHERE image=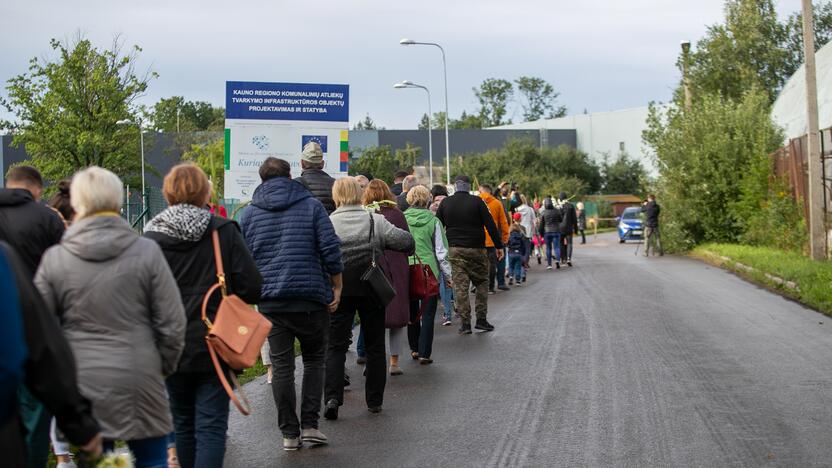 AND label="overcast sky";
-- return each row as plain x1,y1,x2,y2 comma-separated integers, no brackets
0,0,804,129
